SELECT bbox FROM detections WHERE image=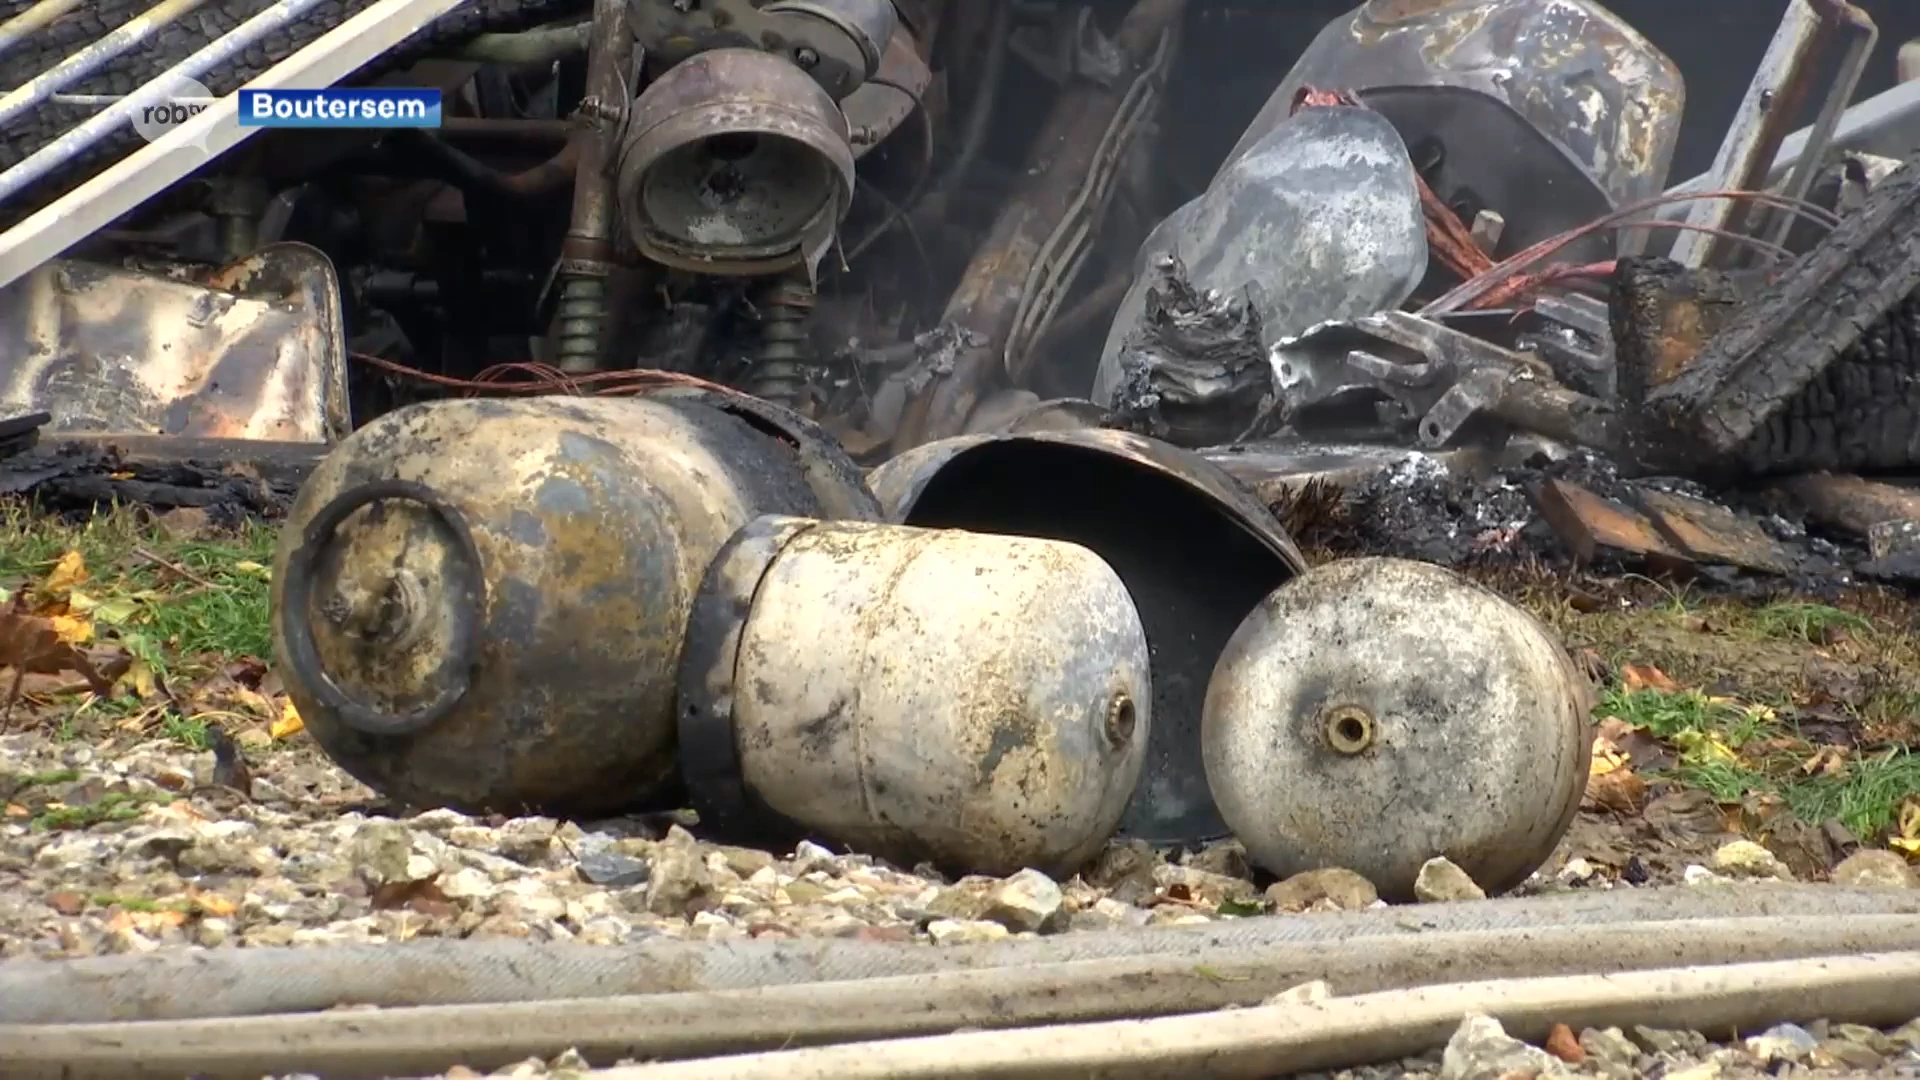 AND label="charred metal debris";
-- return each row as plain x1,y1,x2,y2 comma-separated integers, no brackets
1,0,1919,877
